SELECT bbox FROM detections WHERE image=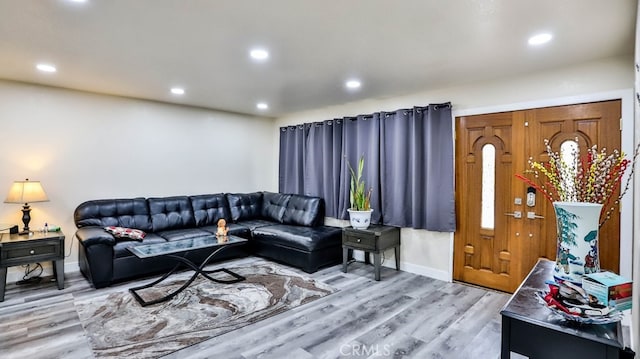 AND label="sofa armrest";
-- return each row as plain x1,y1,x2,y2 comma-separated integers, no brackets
76,227,116,247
